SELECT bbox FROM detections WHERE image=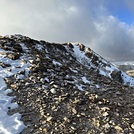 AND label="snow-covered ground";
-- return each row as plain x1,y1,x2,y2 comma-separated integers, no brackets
0,46,30,134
